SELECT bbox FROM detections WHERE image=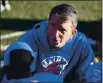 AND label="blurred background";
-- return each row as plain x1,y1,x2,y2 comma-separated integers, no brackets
0,0,102,80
